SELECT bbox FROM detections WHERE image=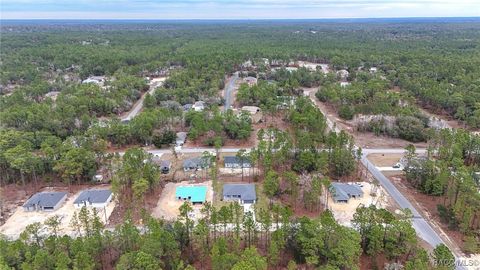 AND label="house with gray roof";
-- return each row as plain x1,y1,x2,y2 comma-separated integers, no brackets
183,157,210,172
223,184,256,204
73,189,113,208
176,132,187,146
329,183,364,203
224,156,251,169
183,104,193,111
23,192,68,212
